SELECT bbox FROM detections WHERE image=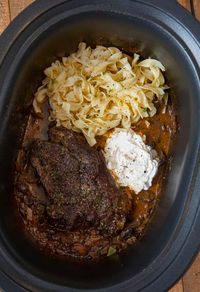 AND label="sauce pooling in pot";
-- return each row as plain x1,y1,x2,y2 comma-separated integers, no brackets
14,99,176,260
